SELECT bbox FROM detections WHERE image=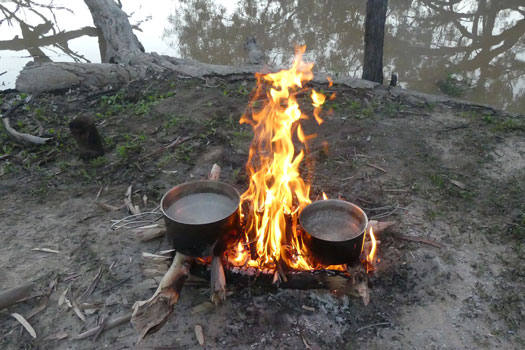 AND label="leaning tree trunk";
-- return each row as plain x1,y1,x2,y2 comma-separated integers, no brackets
362,0,388,84
84,0,144,64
